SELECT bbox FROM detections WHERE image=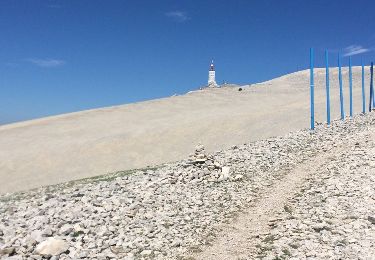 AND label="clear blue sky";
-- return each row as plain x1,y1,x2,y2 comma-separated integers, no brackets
1,0,375,124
